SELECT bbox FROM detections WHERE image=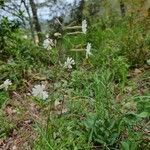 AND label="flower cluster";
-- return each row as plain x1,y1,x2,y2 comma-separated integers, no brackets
64,57,75,69
0,79,49,101
82,20,87,34
0,79,12,91
31,84,48,100
43,38,55,50
64,20,93,69
86,42,92,59
1,20,93,102
82,20,92,58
